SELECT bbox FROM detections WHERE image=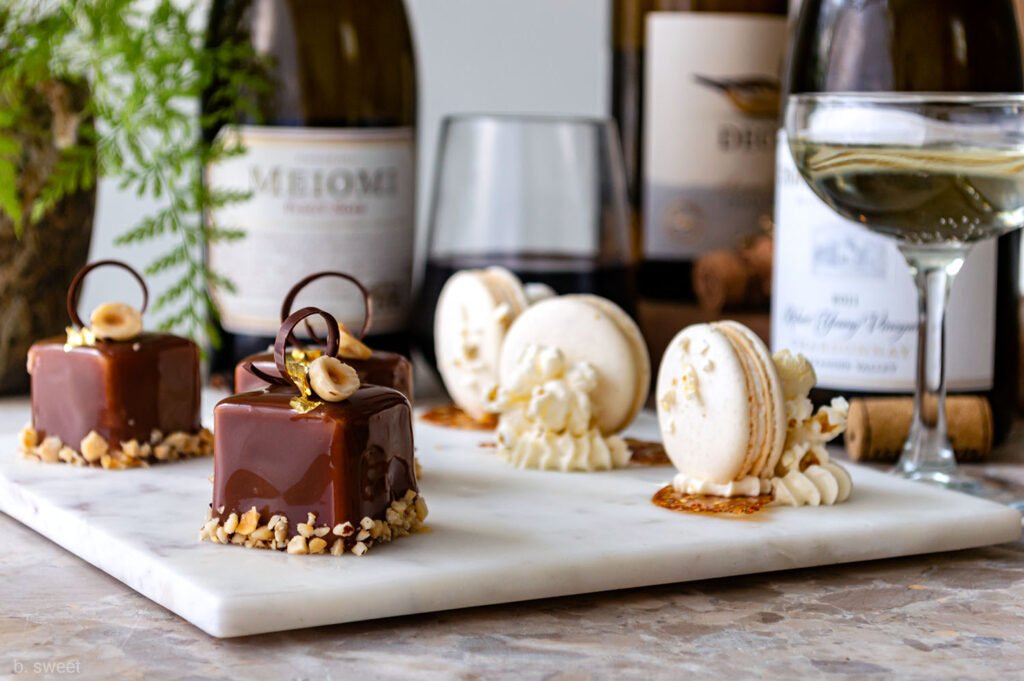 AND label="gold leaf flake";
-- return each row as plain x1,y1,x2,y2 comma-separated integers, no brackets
285,359,323,414
64,326,96,351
